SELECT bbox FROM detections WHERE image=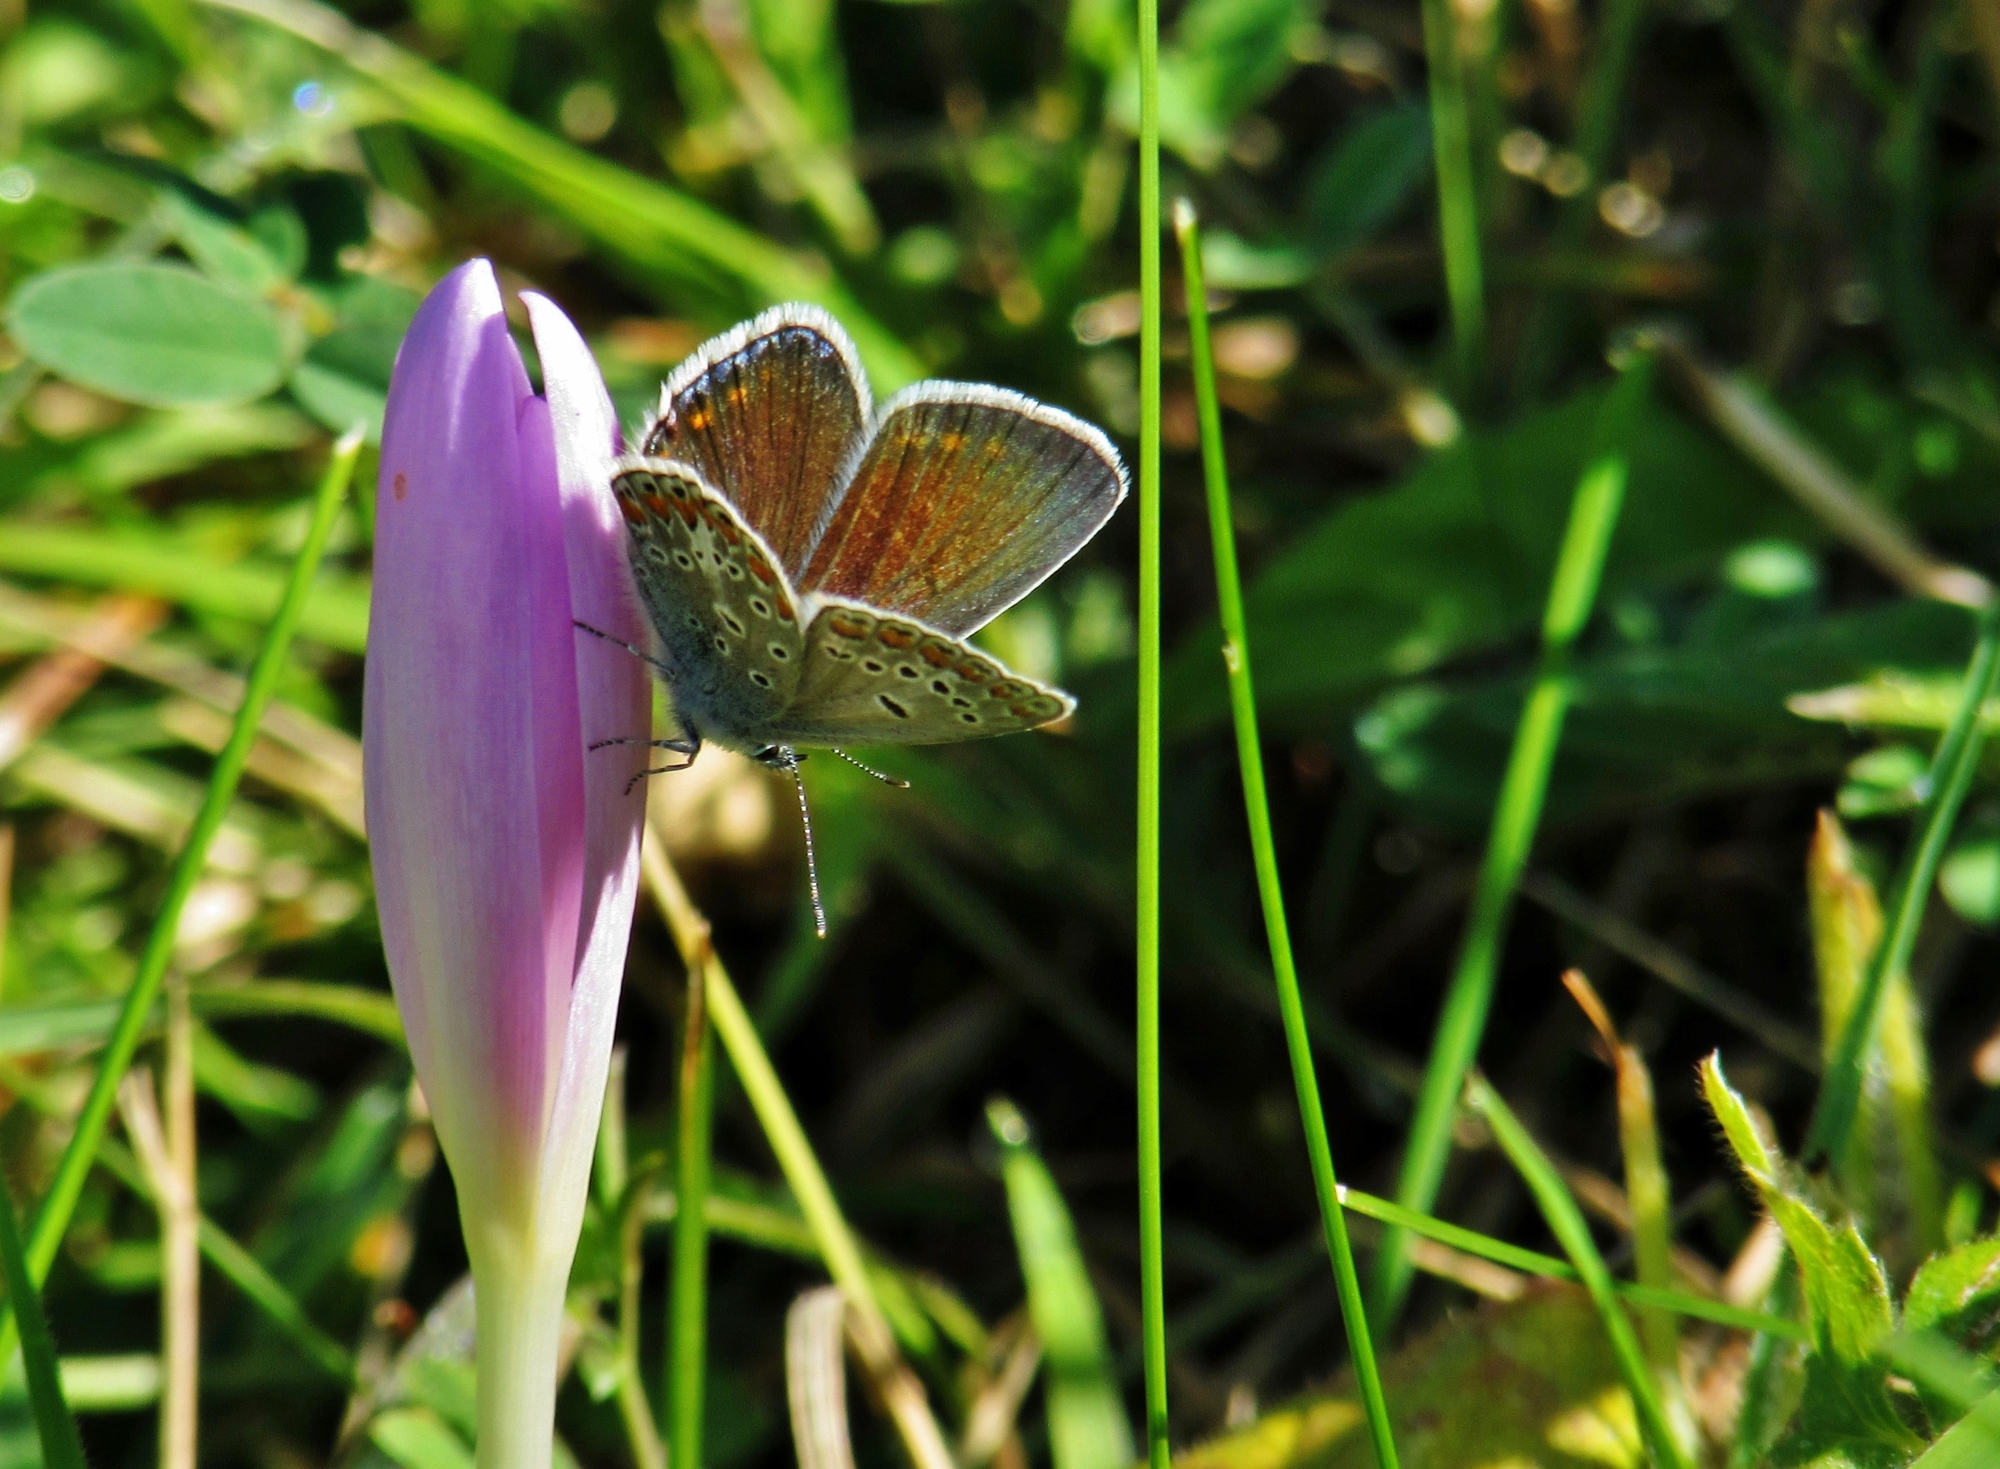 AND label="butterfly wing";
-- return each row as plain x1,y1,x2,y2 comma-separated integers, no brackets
613,461,808,744
641,305,871,579
765,599,1072,746
798,383,1127,637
